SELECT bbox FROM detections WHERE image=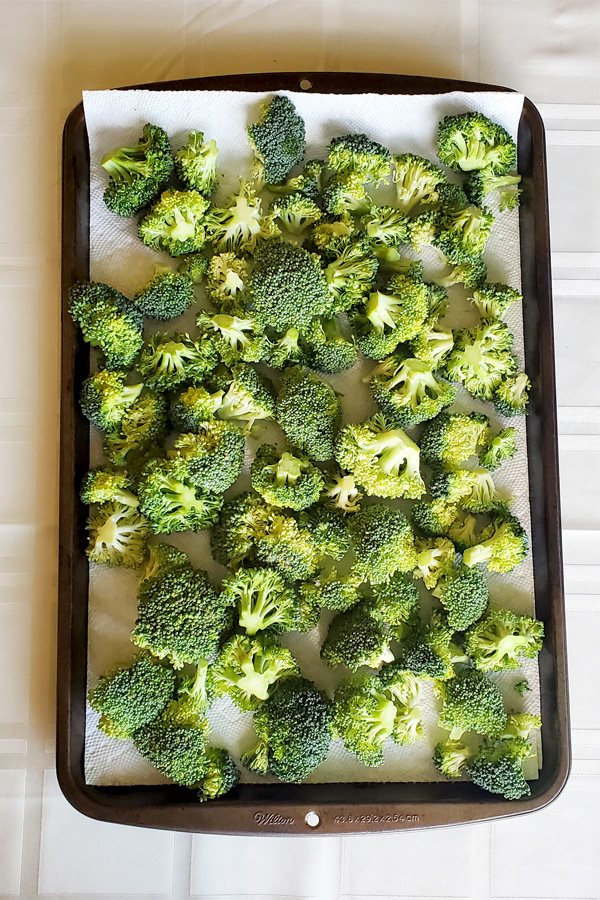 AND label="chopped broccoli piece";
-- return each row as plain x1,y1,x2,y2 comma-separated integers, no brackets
421,411,490,472
408,321,454,370
464,609,544,671
298,504,350,560
434,256,488,289
471,283,522,320
499,185,522,210
433,738,472,778
374,247,423,277
137,332,217,391
247,95,306,185
464,168,521,206
322,471,362,515
300,568,362,612
196,311,268,366
467,733,534,800
103,391,167,466
327,134,392,184
414,537,457,590
430,466,509,514
138,189,210,256
411,498,459,537
361,205,410,248
170,422,244,493
79,369,143,432
86,501,149,567
101,123,174,217
177,253,209,284
133,266,195,320
212,632,298,709
447,508,480,551
251,444,324,510
69,281,144,369
213,362,276,432
370,572,420,627
197,747,239,801
164,660,216,725
396,611,459,681
514,679,531,696
266,160,323,201
463,513,528,573
407,210,439,252
137,457,223,534
392,153,445,212
321,601,393,671
206,252,250,311
322,173,371,216
267,326,307,368
308,214,356,256
437,667,507,740
432,562,489,630
304,316,358,374
169,385,224,432
270,193,322,234
80,466,138,507
174,131,219,195
445,319,517,399
88,655,176,739
493,372,531,417
140,541,193,586
479,427,518,471
323,237,379,313
276,366,341,462
133,713,211,786
349,504,418,583
437,112,517,174
360,273,430,353
221,565,300,635
369,355,457,427
209,491,268,568
434,192,494,263
206,179,280,254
